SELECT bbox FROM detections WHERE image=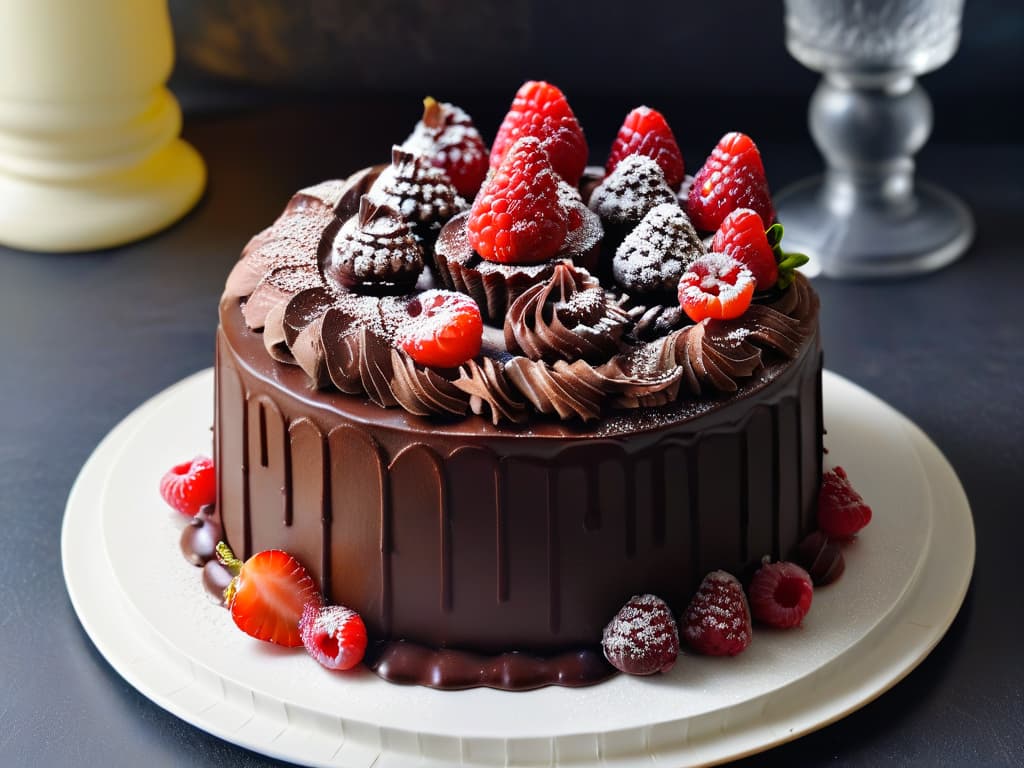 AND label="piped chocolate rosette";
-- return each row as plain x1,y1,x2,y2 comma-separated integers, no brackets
223,82,816,427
